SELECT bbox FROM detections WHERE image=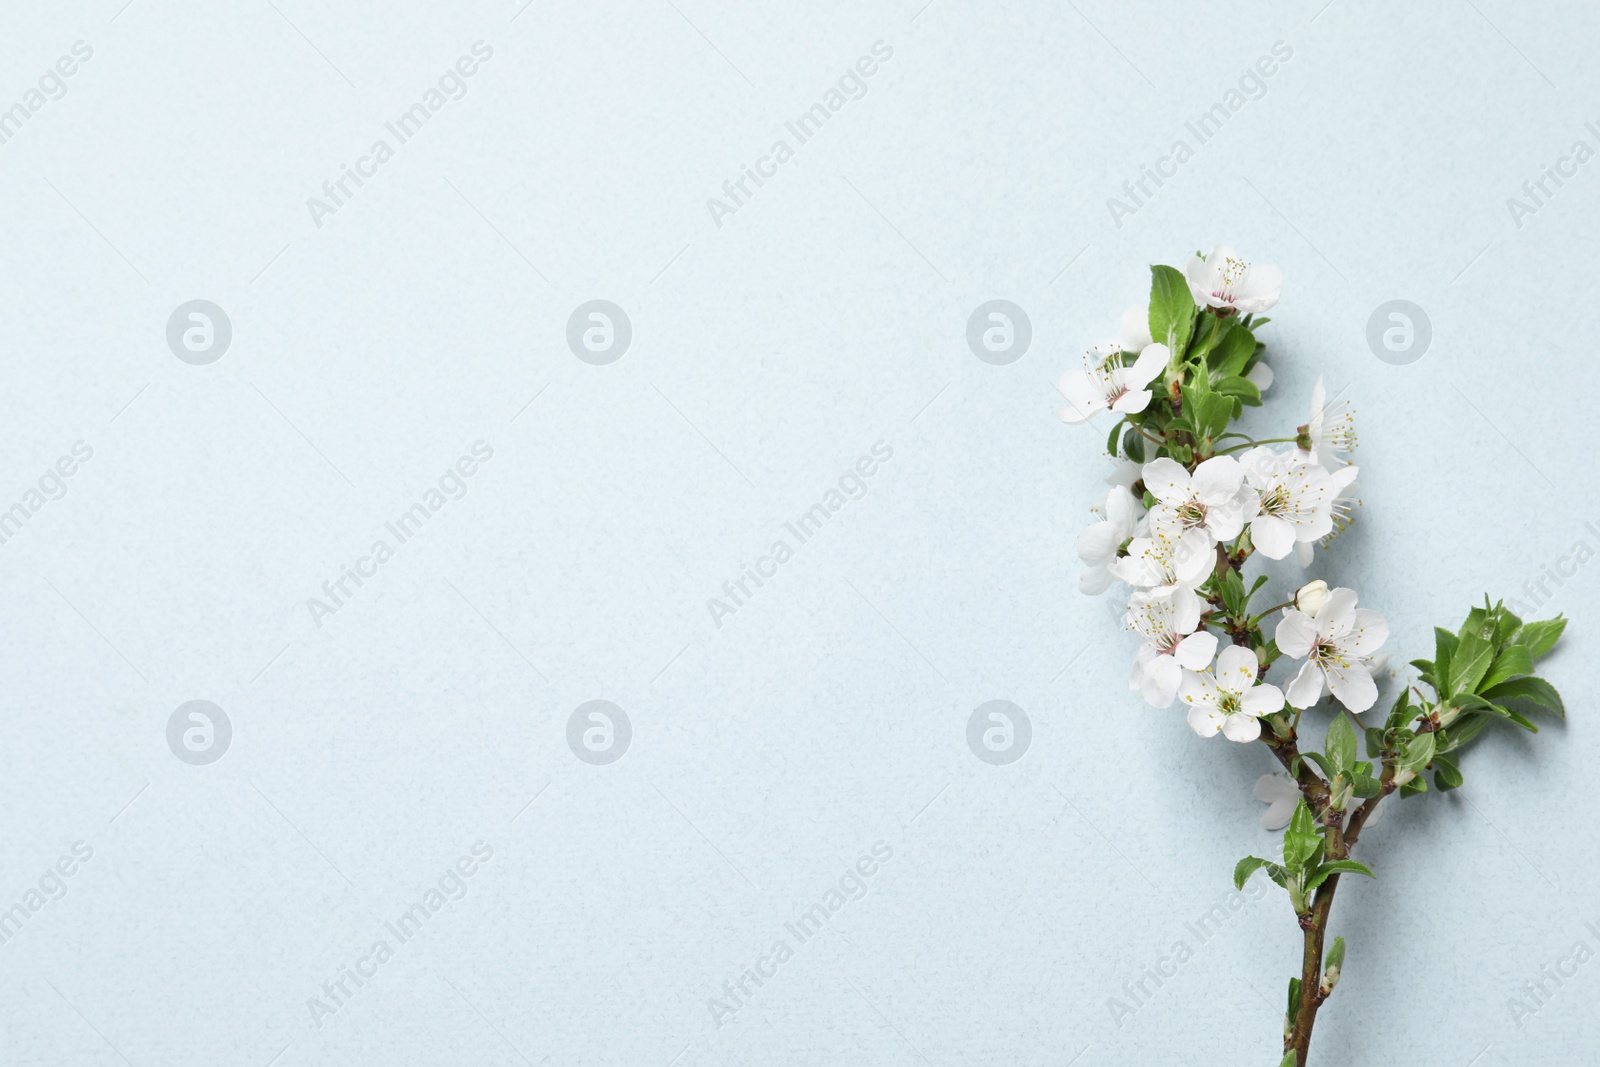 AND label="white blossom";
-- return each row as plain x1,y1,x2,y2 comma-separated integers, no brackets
1126,588,1217,708
1275,587,1389,713
1294,579,1331,615
1185,245,1281,315
1108,523,1213,596
1142,455,1253,543
1239,447,1352,561
1057,343,1169,424
1298,376,1357,467
1076,486,1142,595
1180,644,1285,743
